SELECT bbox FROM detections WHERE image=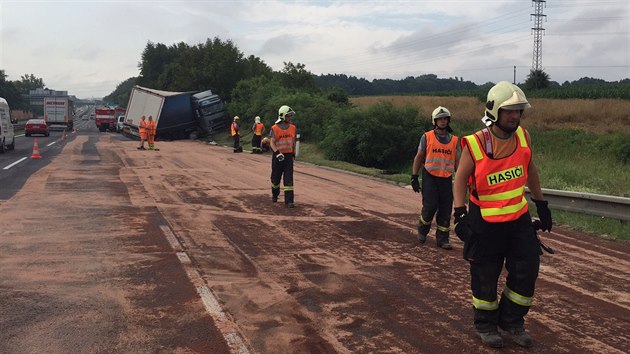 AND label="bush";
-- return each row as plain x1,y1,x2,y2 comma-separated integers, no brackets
322,102,421,170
